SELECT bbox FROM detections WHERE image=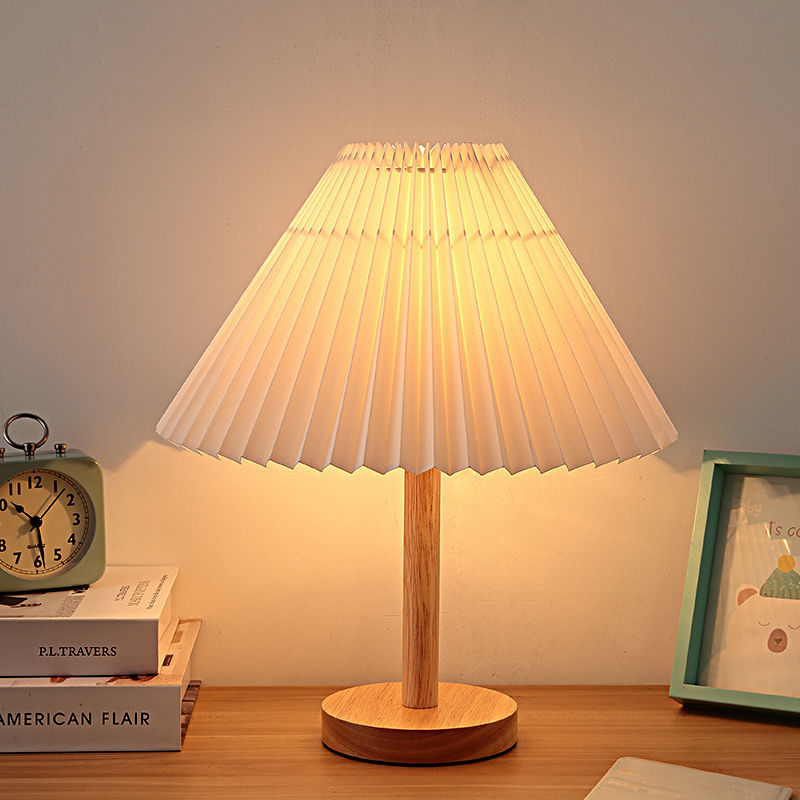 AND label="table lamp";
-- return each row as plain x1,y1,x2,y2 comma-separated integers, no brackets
157,142,677,764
